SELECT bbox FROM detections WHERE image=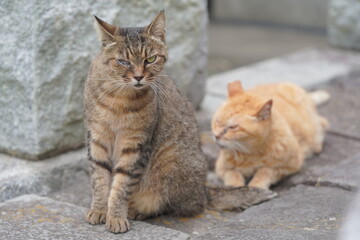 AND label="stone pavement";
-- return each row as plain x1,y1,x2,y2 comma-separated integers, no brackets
0,195,189,240
1,47,360,239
